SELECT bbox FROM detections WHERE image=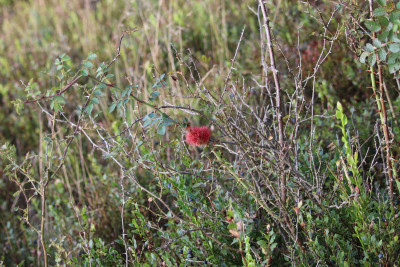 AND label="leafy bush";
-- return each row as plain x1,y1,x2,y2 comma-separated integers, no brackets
1,0,400,266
